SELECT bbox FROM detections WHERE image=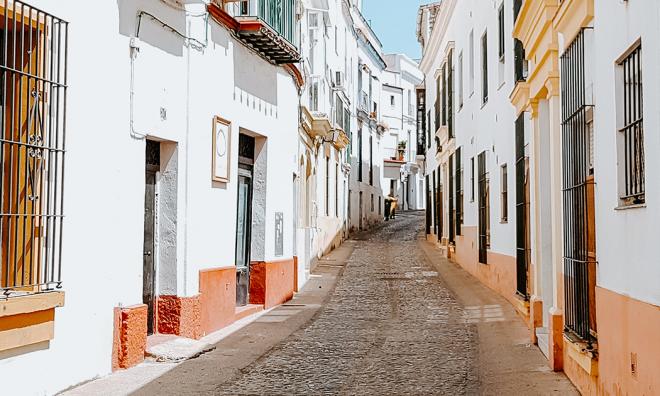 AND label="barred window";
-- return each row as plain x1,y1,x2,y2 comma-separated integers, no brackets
501,164,508,222
481,31,488,104
1,2,68,296
617,42,644,205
